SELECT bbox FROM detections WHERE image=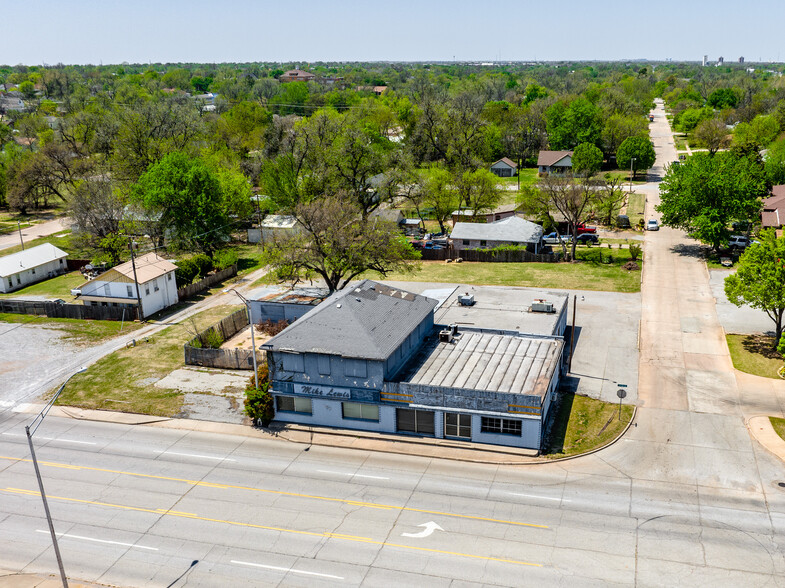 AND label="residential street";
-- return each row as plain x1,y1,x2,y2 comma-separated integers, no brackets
0,100,784,587
0,218,69,252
